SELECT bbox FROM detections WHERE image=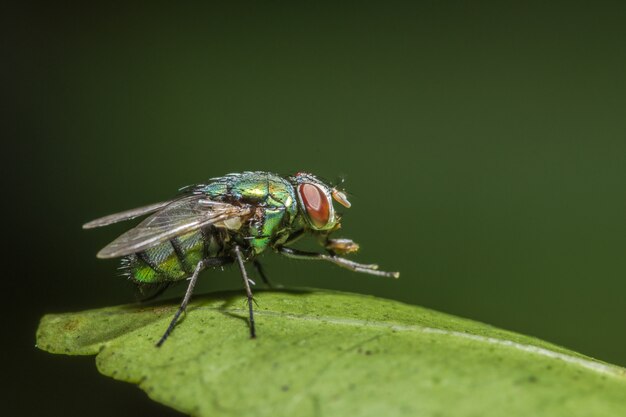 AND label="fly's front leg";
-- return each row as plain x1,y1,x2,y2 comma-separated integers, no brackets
234,245,257,338
278,246,400,278
156,257,233,347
